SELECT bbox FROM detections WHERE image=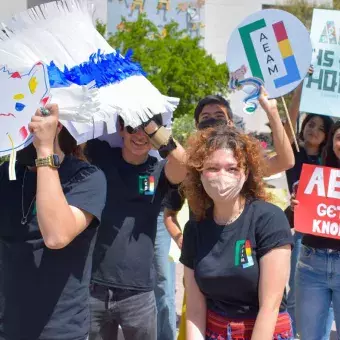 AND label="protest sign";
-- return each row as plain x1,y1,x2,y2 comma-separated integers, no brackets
300,9,340,118
227,9,312,113
295,164,340,240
